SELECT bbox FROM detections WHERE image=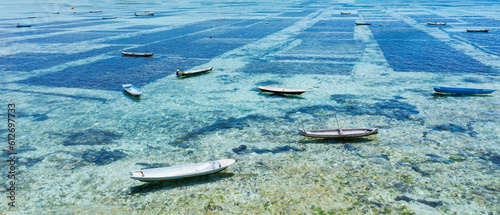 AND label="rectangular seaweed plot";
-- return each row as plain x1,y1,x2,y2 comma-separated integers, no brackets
261,19,360,75
2,45,126,72
106,19,246,44
16,31,128,43
16,55,208,91
450,31,500,55
239,60,353,76
368,21,496,74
